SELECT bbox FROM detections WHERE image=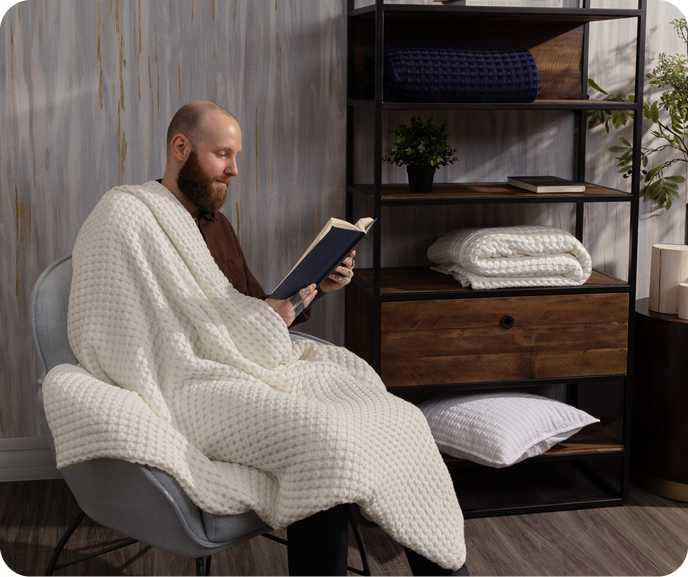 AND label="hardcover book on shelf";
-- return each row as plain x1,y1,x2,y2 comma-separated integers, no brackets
270,217,376,300
506,176,587,193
